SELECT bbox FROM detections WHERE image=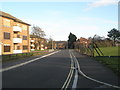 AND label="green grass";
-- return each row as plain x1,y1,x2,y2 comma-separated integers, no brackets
2,50,51,63
94,46,120,76
76,46,120,76
94,57,120,76
94,46,119,56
